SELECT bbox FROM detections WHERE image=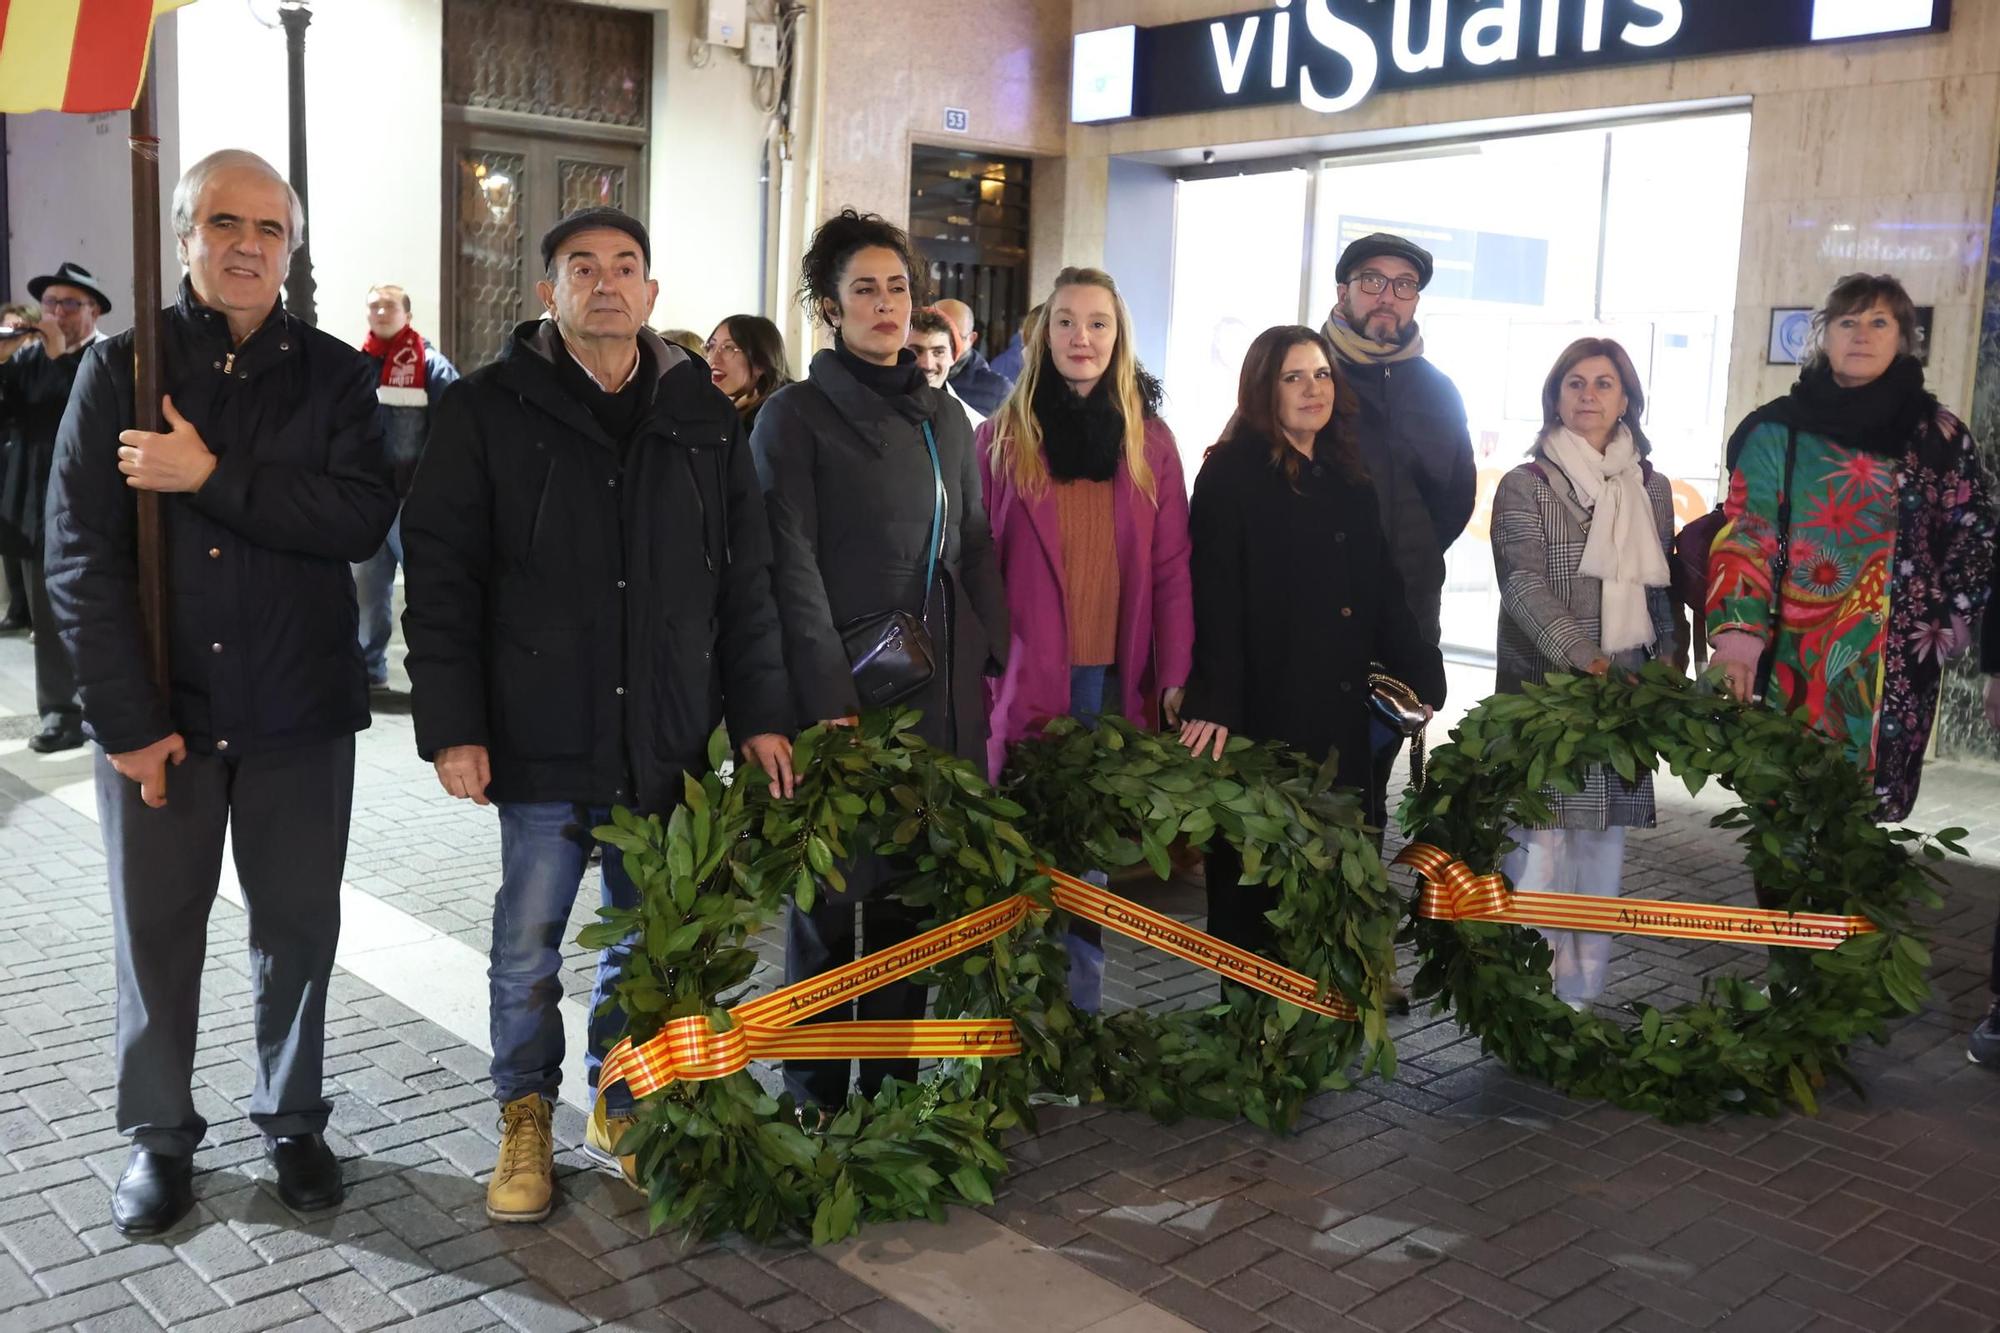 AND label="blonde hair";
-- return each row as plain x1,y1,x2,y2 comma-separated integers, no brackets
987,267,1154,502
